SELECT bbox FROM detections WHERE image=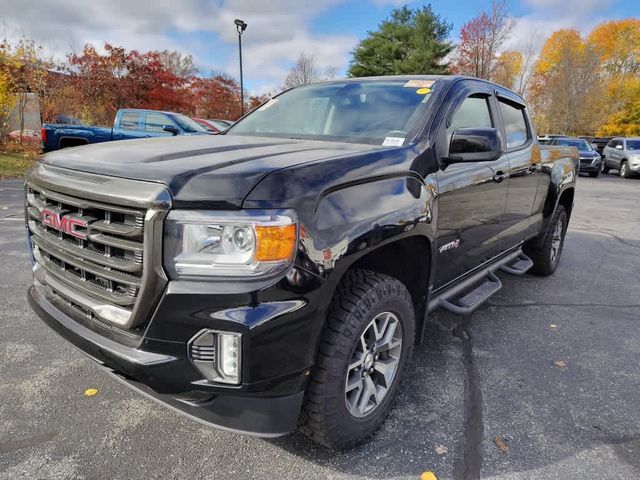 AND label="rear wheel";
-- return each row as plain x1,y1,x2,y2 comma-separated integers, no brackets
602,158,610,174
524,205,568,276
620,161,631,178
299,270,415,450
